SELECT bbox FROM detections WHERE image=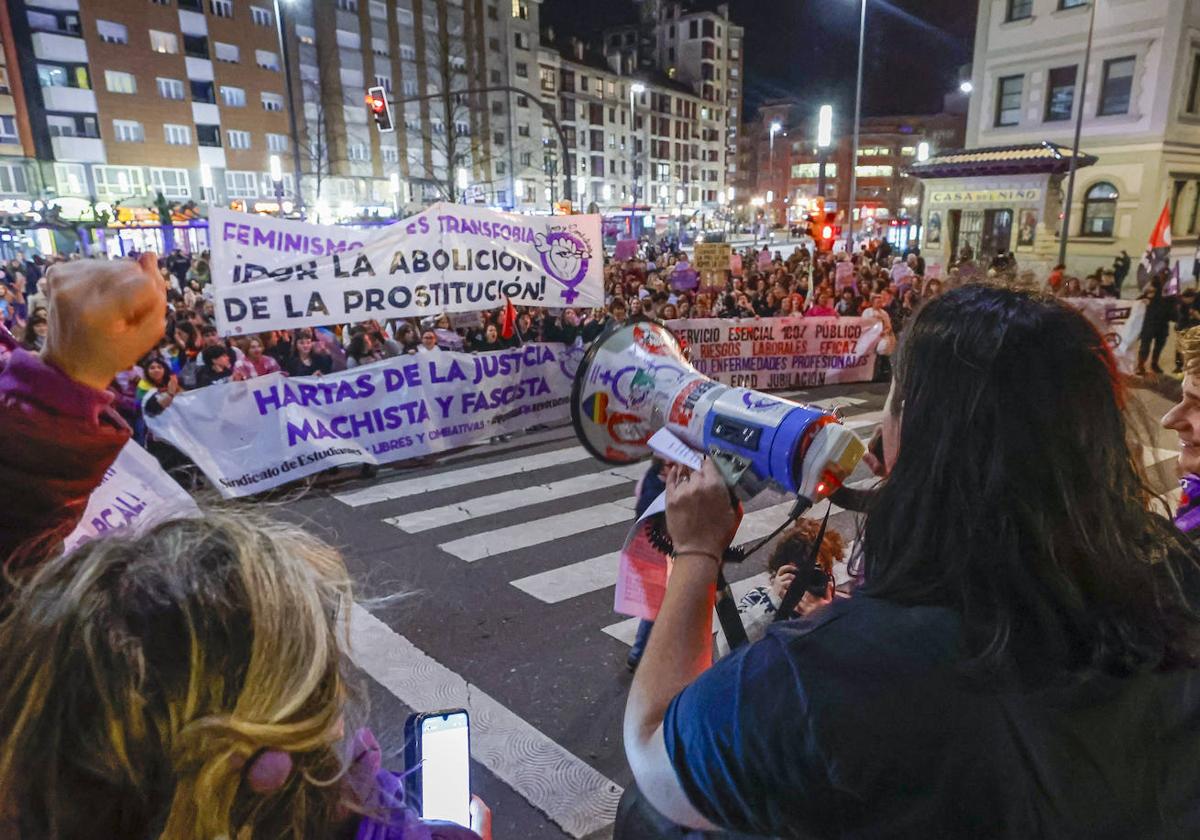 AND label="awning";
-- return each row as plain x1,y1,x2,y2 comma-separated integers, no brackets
906,142,1097,178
